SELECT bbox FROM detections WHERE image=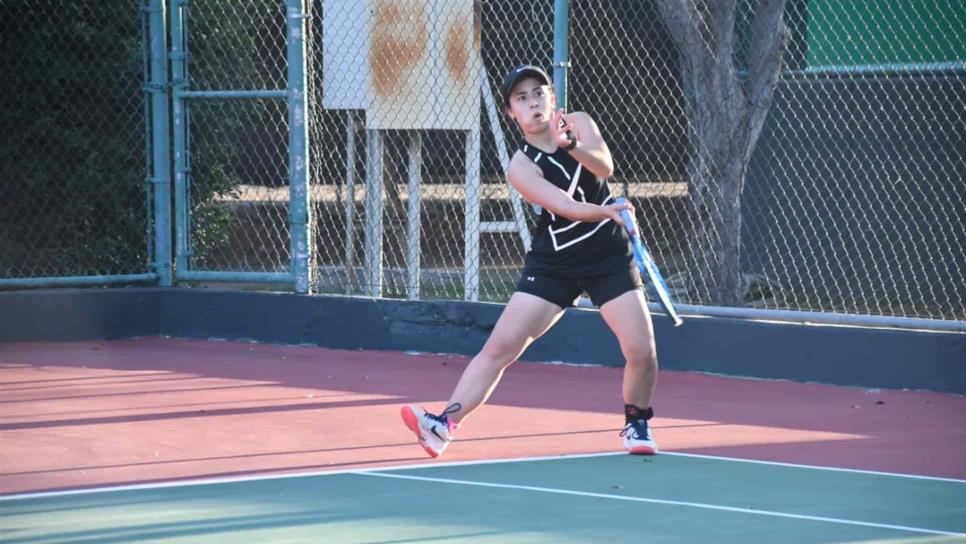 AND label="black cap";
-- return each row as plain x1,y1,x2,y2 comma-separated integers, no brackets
500,64,552,105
